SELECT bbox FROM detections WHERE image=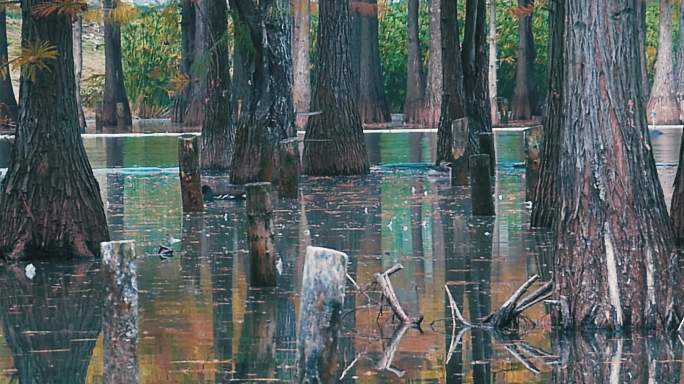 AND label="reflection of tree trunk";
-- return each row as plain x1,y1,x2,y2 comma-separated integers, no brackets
235,291,277,380
0,262,103,382
511,0,536,121
181,214,203,292
647,0,680,124
106,139,125,239
404,0,424,124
